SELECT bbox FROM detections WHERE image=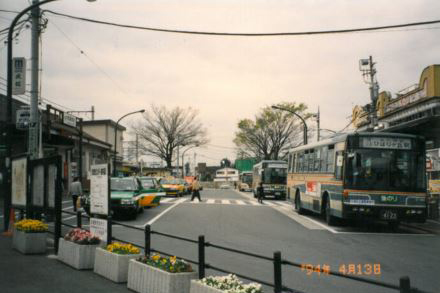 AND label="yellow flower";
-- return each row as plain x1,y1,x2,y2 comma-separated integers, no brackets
151,253,160,262
170,256,177,265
